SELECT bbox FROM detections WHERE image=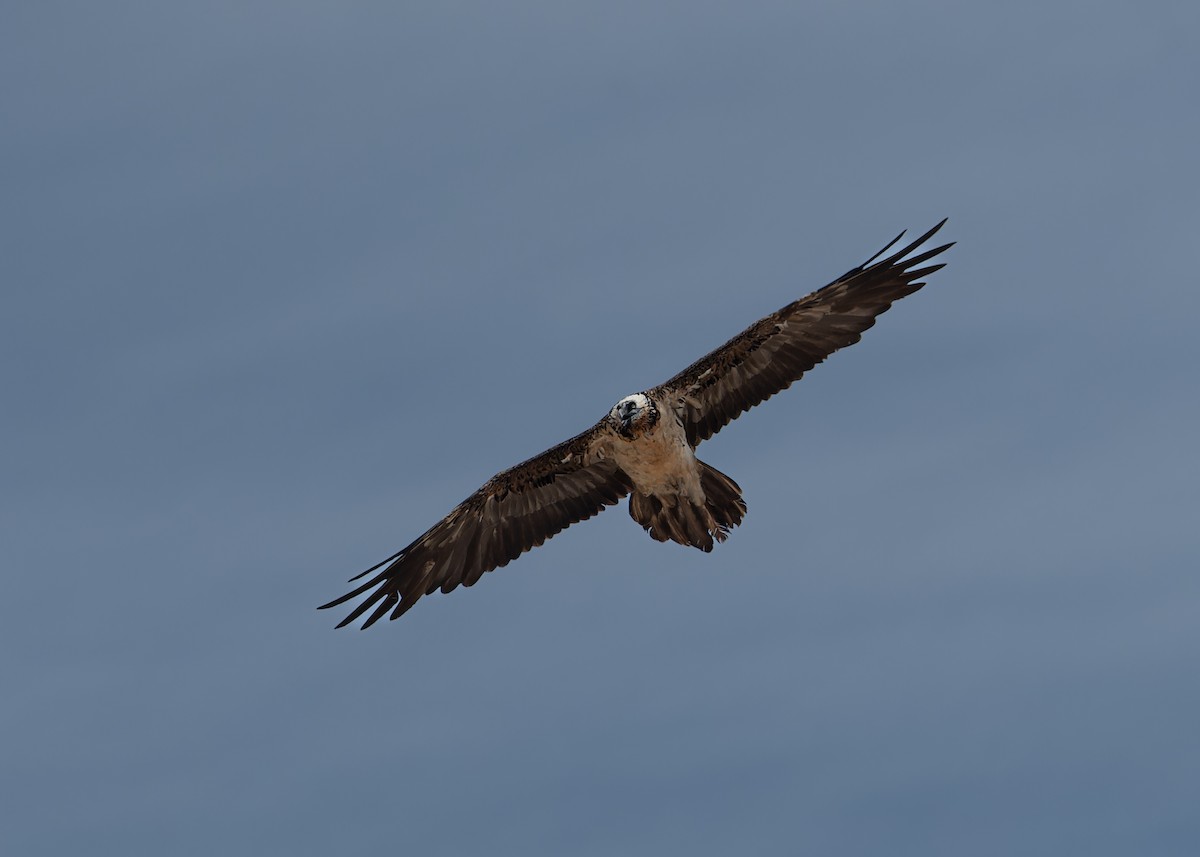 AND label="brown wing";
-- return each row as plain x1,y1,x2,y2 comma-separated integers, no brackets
651,220,953,446
319,421,630,628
